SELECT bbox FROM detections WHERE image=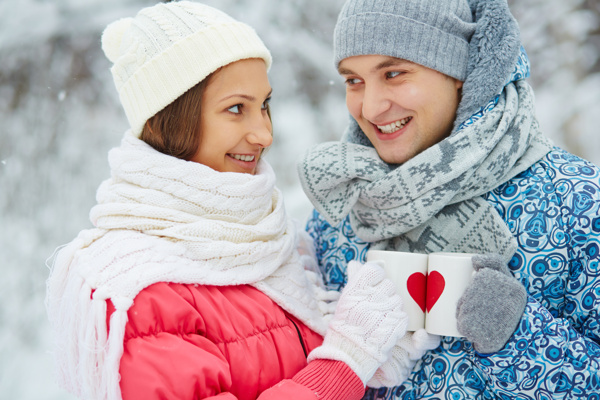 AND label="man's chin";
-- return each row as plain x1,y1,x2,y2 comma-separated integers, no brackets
376,152,410,166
